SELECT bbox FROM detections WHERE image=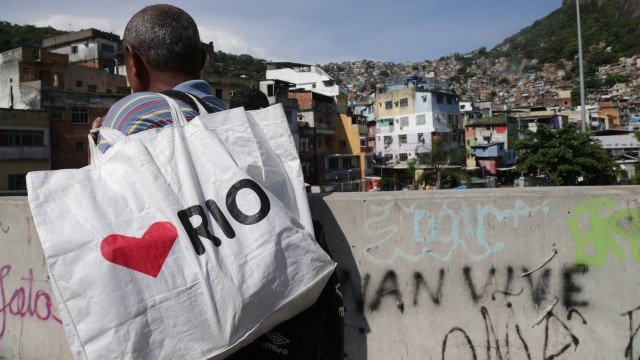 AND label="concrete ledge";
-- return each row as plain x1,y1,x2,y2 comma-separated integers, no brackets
2,186,640,359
